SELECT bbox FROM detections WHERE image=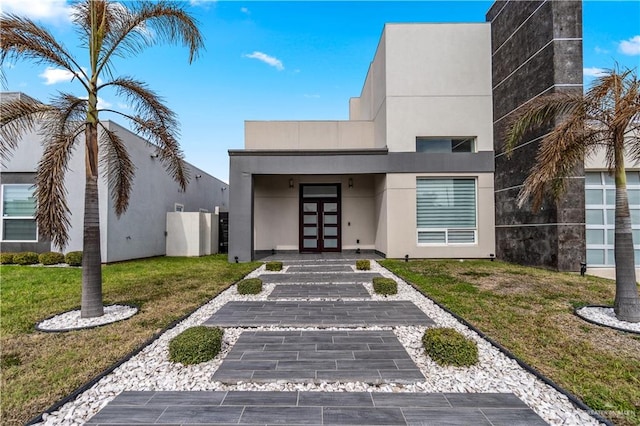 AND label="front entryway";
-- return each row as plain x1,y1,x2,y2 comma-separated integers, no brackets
299,184,341,252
